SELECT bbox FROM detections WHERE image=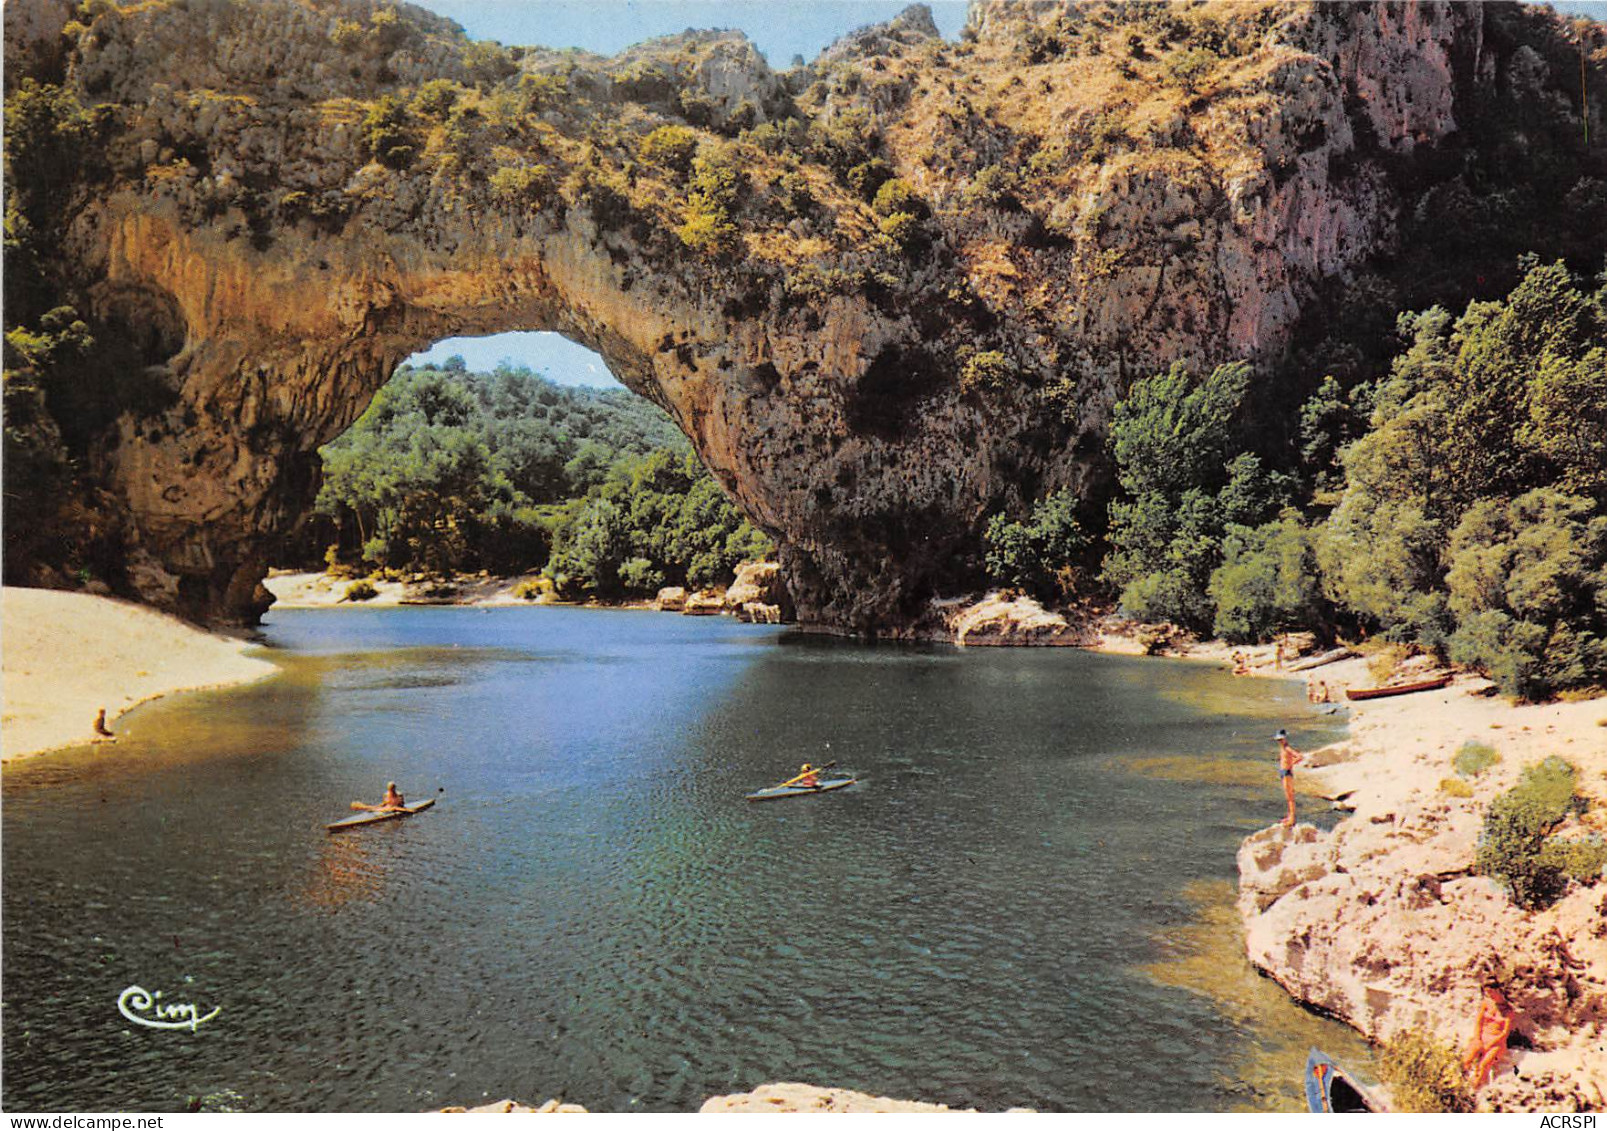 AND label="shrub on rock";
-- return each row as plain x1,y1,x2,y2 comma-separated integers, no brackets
1379,1031,1474,1113
1476,756,1606,910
